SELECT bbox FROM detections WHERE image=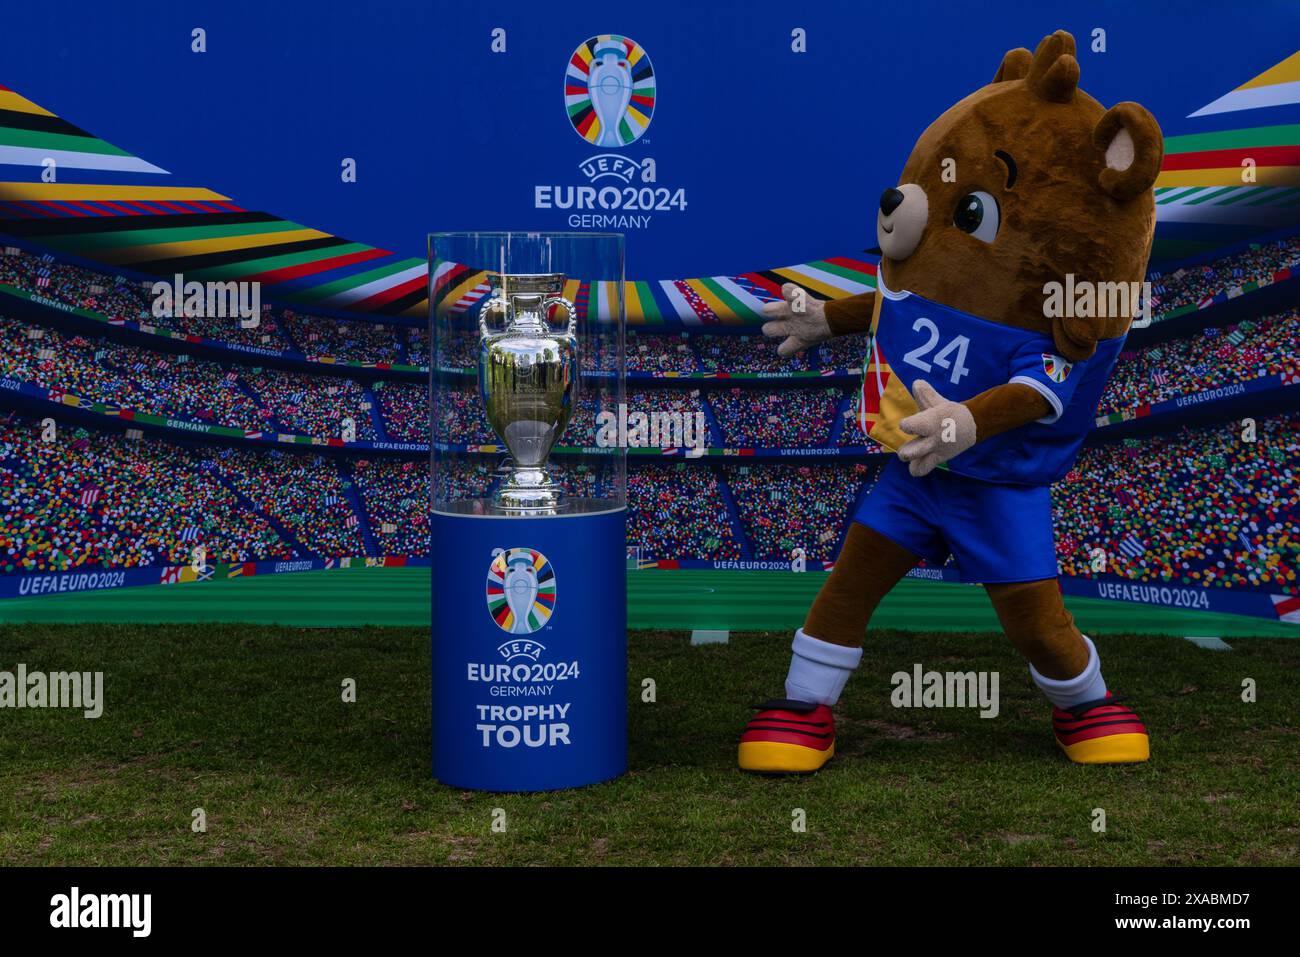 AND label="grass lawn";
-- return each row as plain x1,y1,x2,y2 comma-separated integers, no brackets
0,622,1295,866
